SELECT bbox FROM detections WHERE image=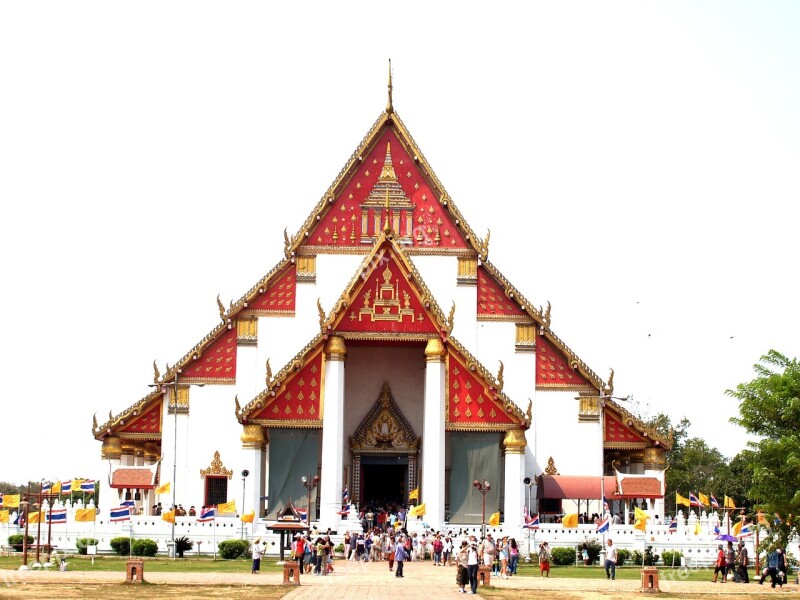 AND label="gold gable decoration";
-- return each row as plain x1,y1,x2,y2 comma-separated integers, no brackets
351,382,418,454
544,456,559,476
199,450,234,480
